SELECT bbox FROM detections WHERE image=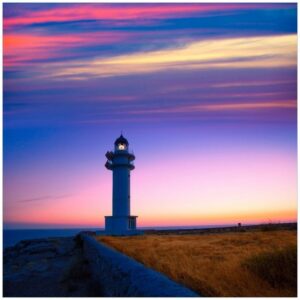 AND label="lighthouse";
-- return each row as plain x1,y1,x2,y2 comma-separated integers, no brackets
104,134,139,235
